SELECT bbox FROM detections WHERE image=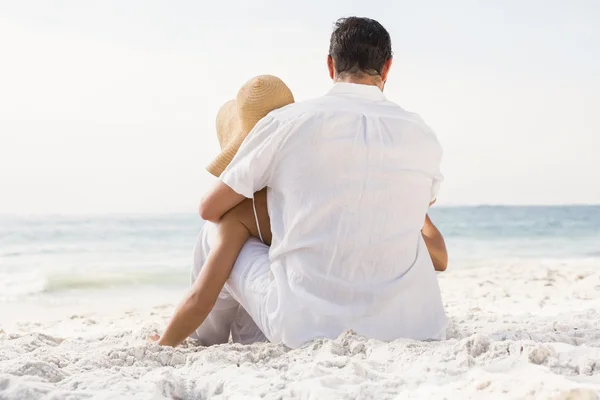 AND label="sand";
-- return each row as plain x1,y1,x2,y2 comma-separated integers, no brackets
1,262,600,399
